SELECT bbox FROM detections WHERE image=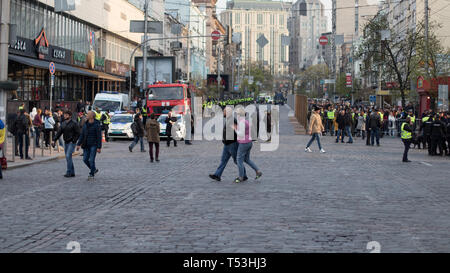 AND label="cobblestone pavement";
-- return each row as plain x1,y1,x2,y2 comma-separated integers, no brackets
0,105,449,253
